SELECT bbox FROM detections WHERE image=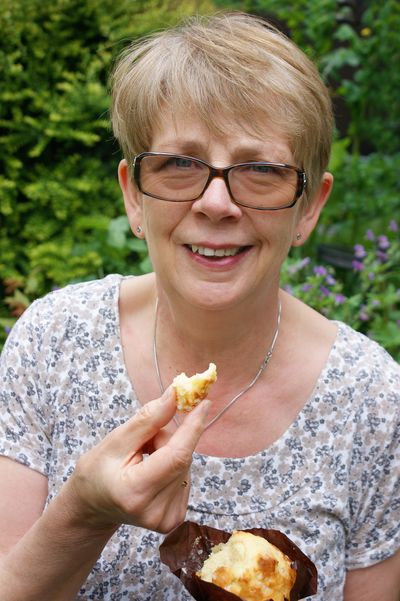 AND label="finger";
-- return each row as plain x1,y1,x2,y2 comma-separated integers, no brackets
145,424,172,454
108,387,177,455
151,397,212,454
130,399,211,489
166,399,211,452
